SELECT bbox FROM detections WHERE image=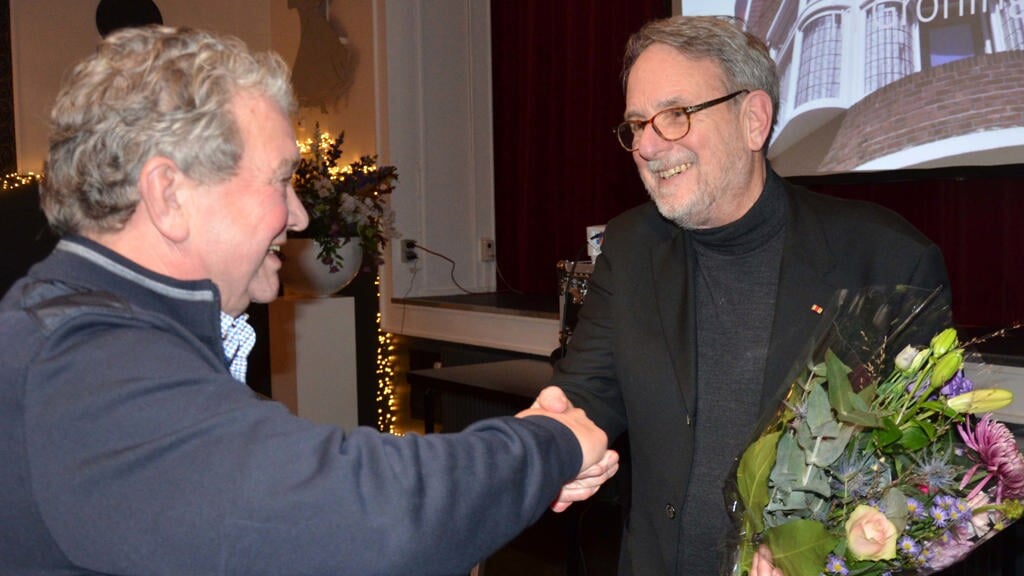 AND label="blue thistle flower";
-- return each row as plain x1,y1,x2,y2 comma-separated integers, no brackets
830,453,872,499
910,445,960,493
831,437,889,499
